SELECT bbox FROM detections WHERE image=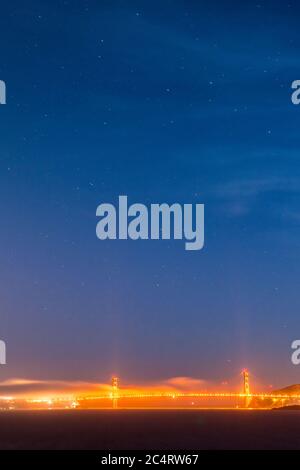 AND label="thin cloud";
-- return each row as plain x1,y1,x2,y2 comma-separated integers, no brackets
0,376,211,399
